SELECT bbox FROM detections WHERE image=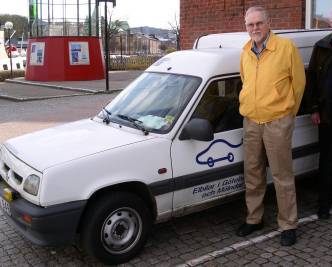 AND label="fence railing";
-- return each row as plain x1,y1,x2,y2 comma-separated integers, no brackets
109,55,161,70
